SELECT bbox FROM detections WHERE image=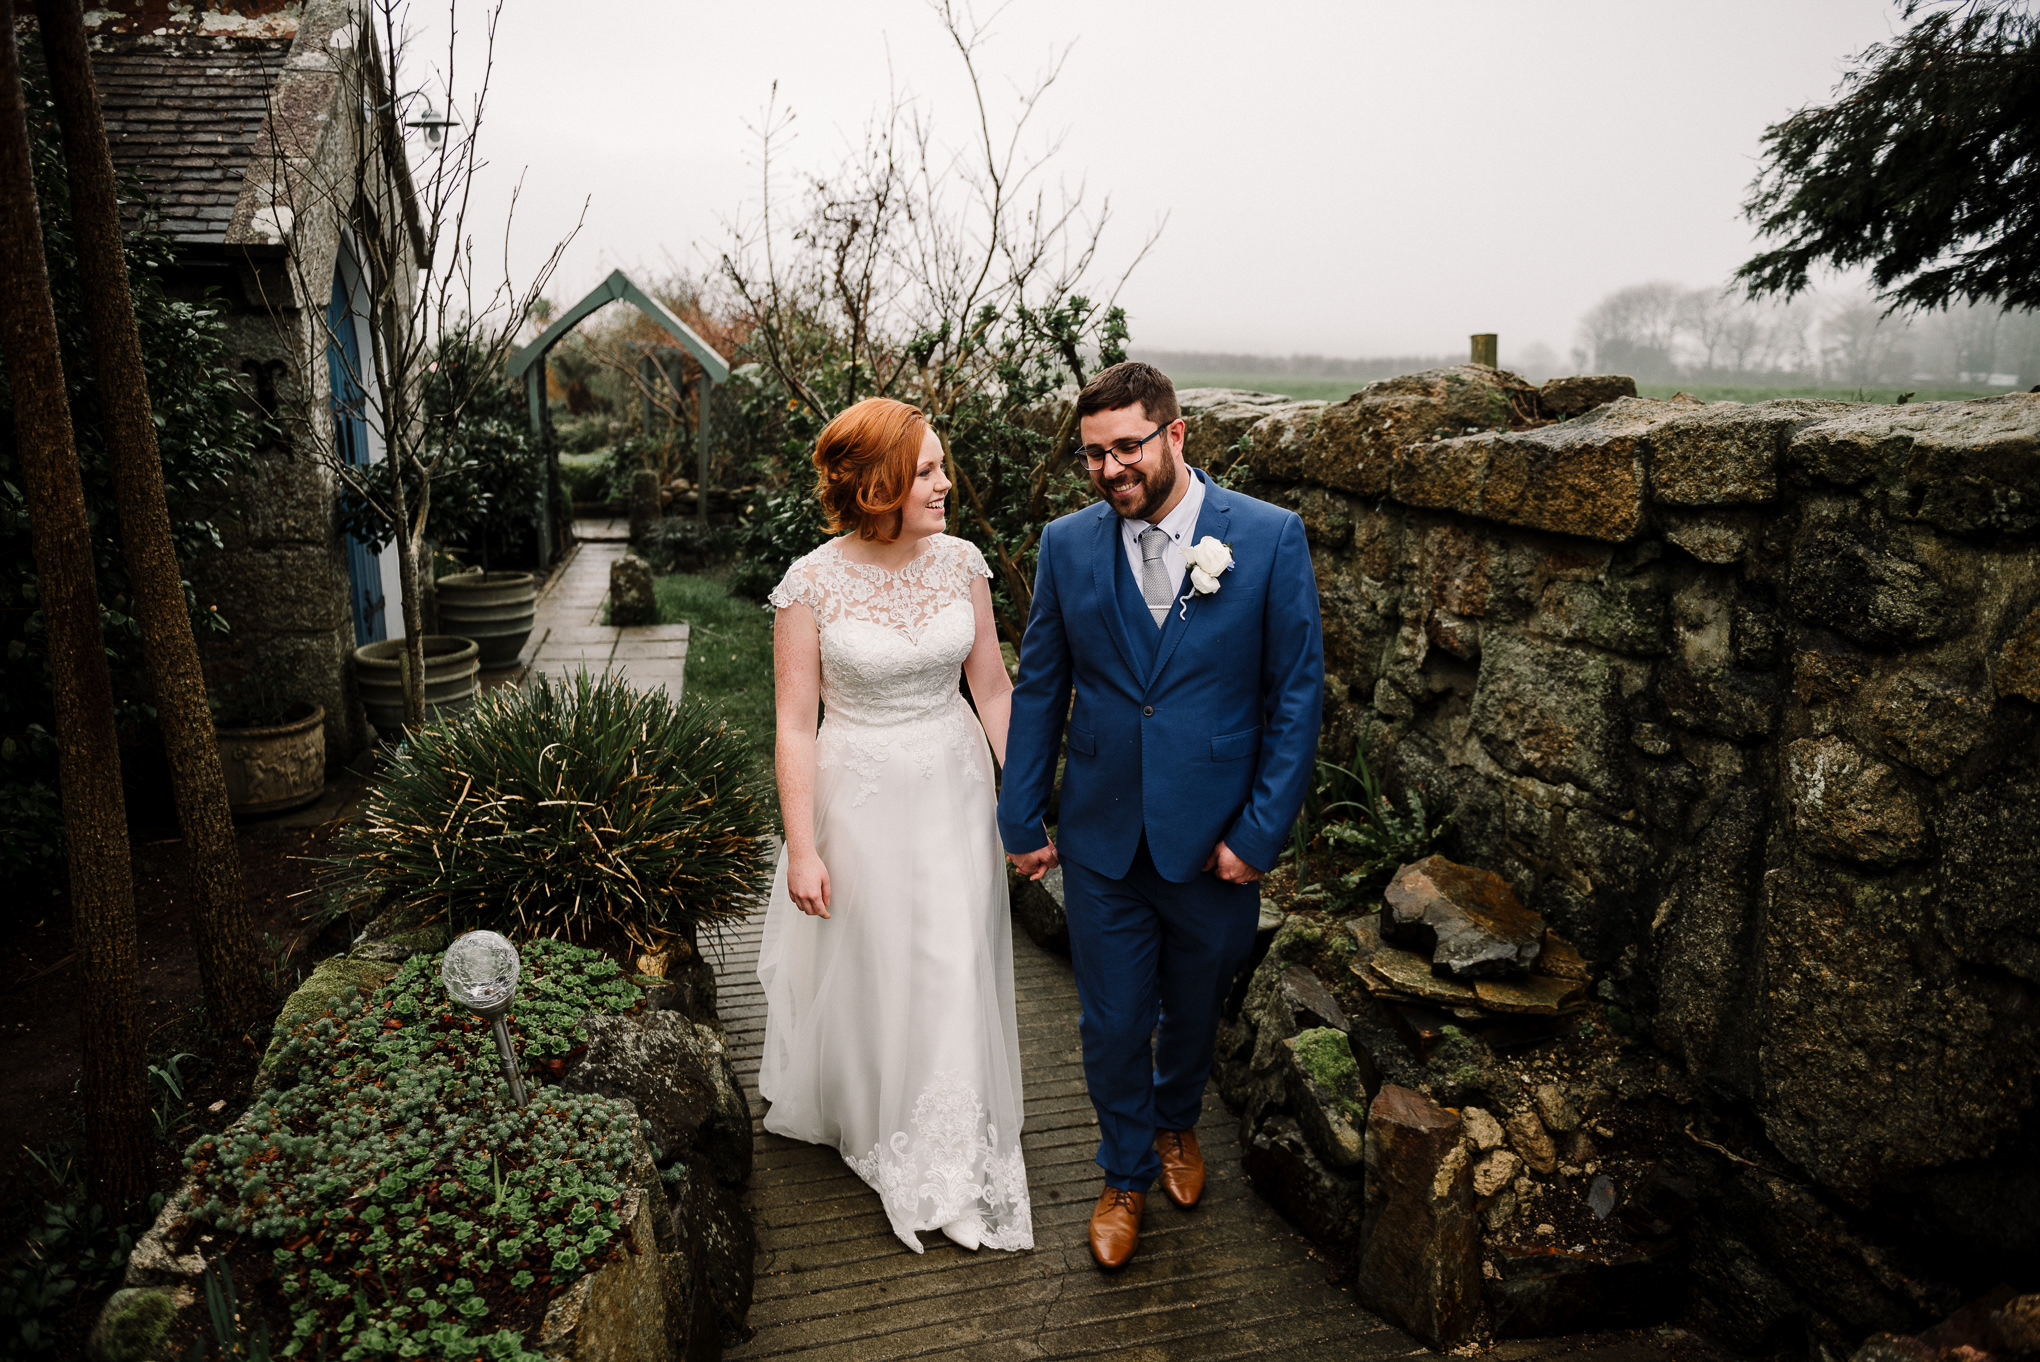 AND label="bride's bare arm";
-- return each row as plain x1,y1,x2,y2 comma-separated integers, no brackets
963,575,1015,767
774,601,831,917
